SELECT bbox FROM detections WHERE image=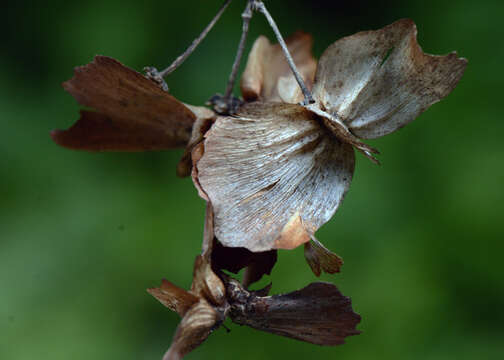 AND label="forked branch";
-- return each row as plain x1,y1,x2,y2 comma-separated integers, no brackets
147,0,315,110
145,0,232,91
